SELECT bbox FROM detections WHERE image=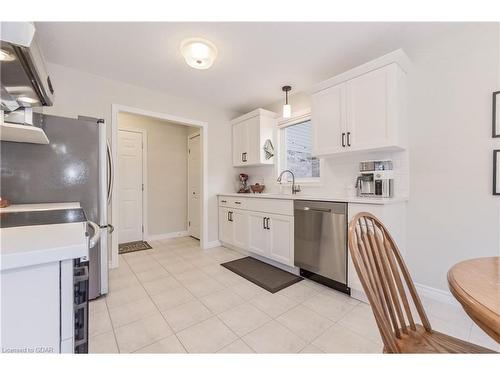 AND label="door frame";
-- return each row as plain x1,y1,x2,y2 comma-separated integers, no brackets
111,104,208,269
117,127,148,244
187,131,201,239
